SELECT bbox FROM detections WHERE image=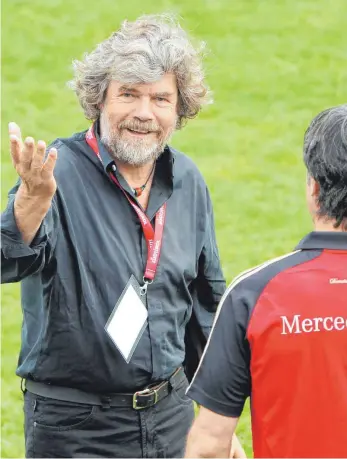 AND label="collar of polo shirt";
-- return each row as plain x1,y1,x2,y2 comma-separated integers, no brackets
296,231,347,250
